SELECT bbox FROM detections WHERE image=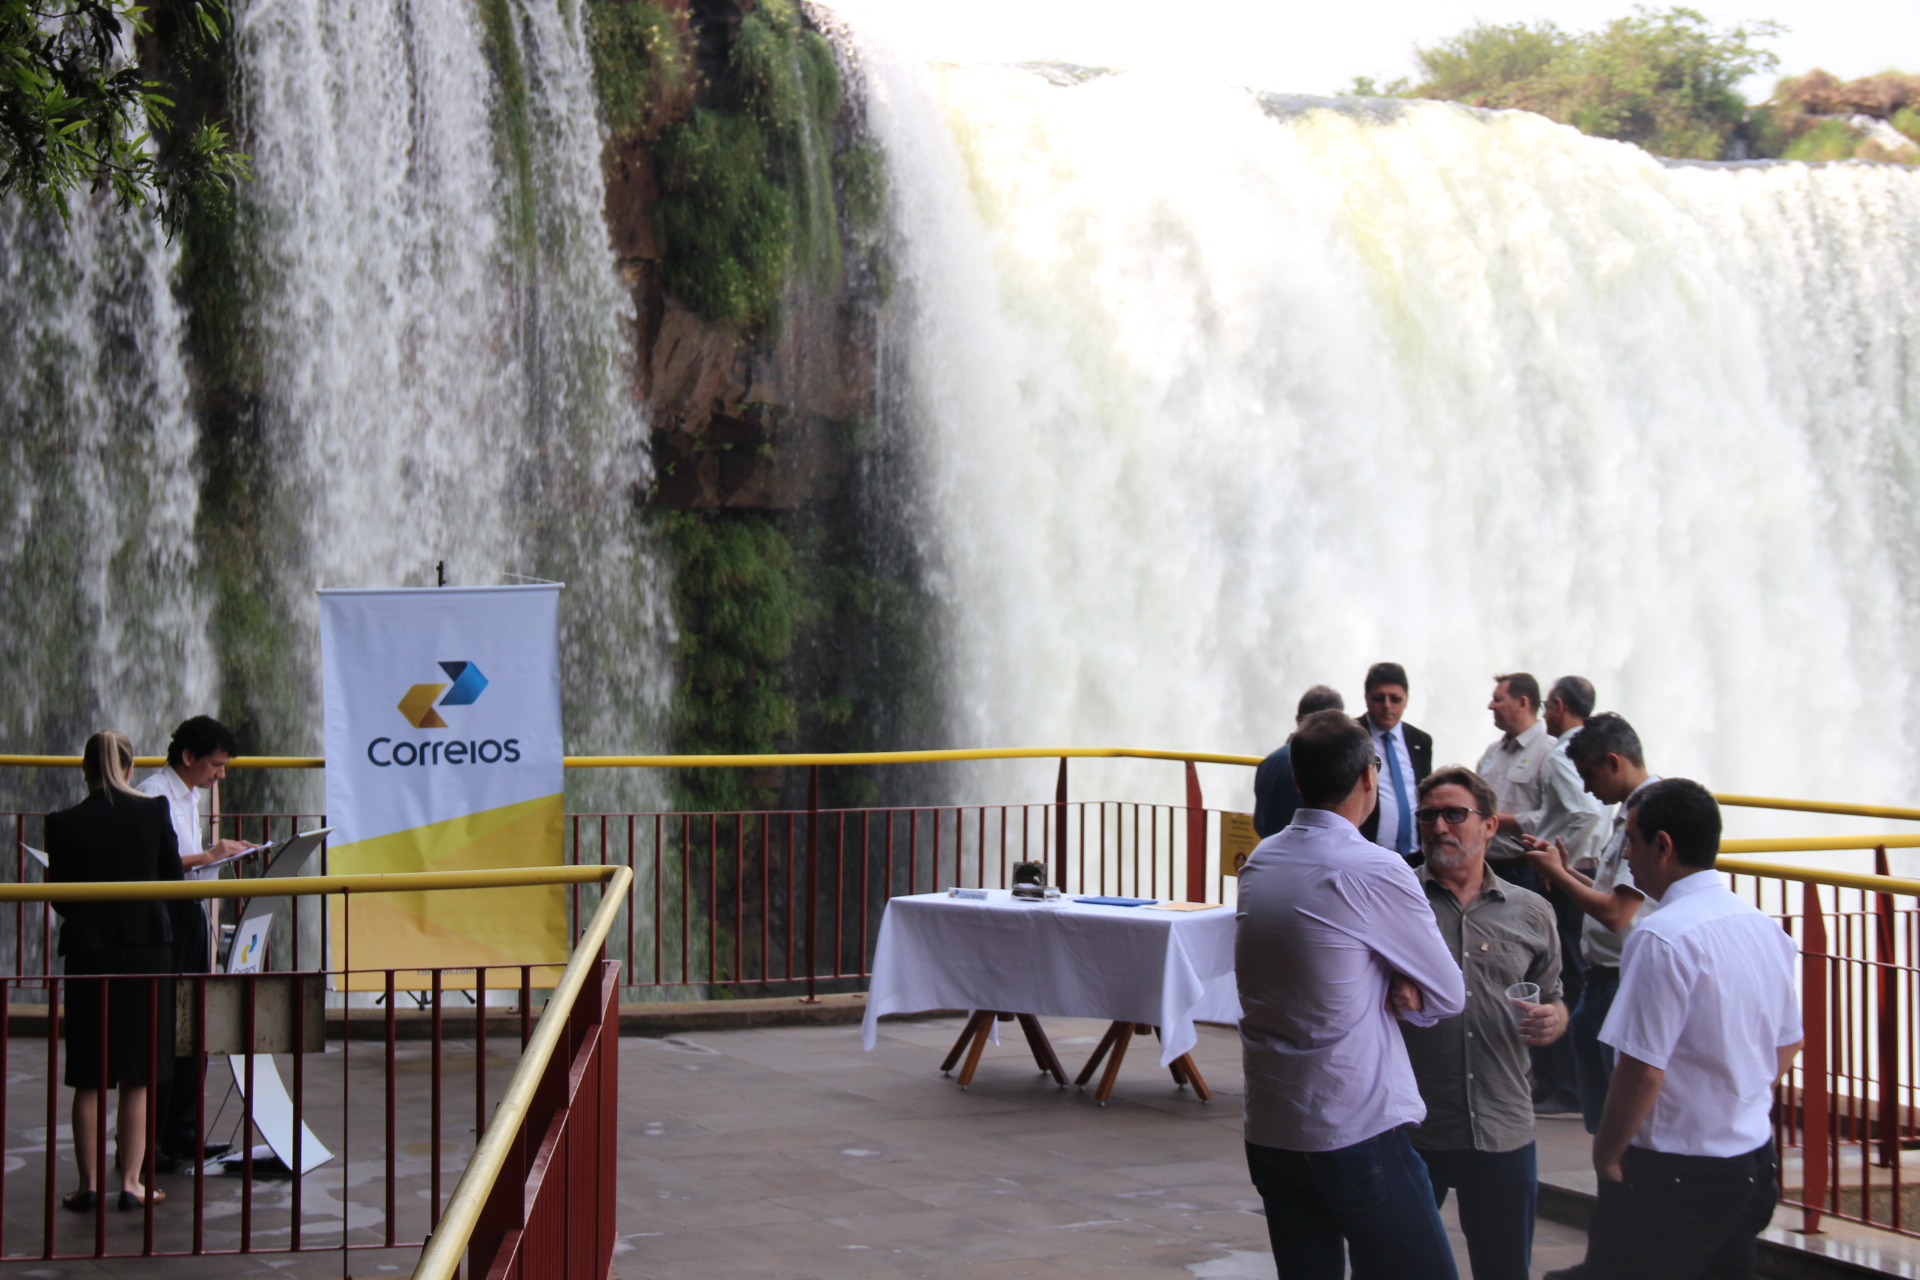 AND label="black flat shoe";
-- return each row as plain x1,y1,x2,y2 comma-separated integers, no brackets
117,1188,165,1211
61,1190,95,1213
